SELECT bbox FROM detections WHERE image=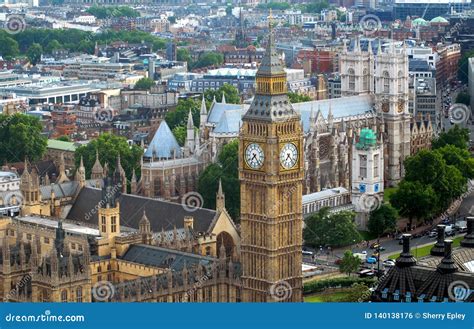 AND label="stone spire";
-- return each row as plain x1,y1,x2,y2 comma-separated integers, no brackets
139,210,151,234
91,150,104,180
75,155,86,187
130,169,137,194
221,92,226,104
216,178,225,211
56,152,69,183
